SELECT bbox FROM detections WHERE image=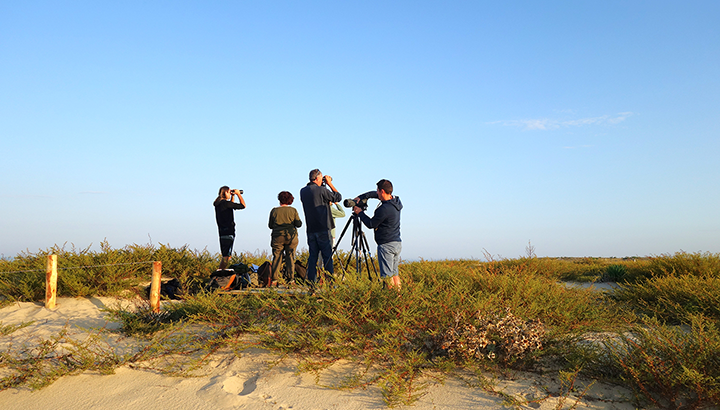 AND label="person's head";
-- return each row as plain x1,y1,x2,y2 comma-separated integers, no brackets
309,169,323,185
278,191,294,205
376,179,393,197
217,186,231,201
